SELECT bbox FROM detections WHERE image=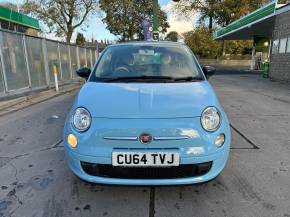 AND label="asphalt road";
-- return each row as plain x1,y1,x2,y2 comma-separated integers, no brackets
0,69,290,217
